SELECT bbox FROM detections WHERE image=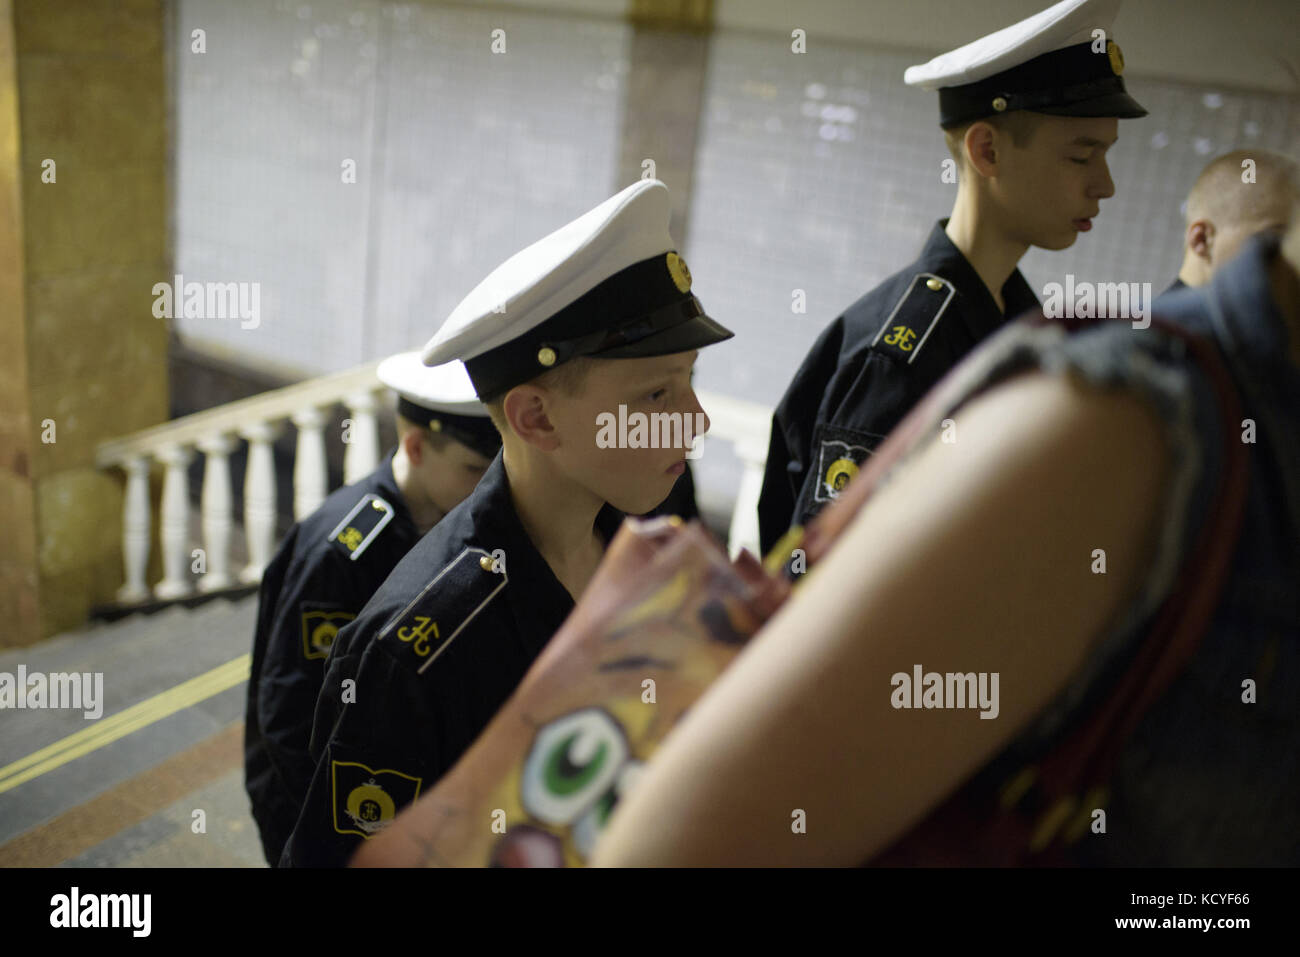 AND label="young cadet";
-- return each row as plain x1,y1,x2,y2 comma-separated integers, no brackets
756,0,1147,554
244,353,499,866
593,204,1300,869
281,179,733,866
1165,148,1299,293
